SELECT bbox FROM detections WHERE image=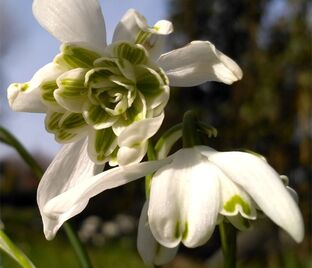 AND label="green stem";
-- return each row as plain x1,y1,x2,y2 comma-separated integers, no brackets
0,127,43,179
182,111,201,148
145,141,157,198
219,222,237,268
0,126,93,268
63,224,93,268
